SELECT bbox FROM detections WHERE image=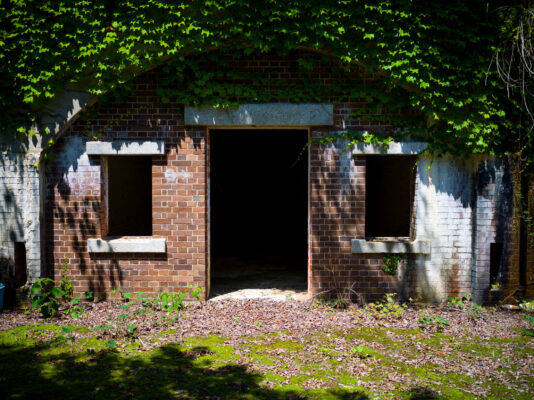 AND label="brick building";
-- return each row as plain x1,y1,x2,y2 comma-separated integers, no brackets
1,51,533,304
